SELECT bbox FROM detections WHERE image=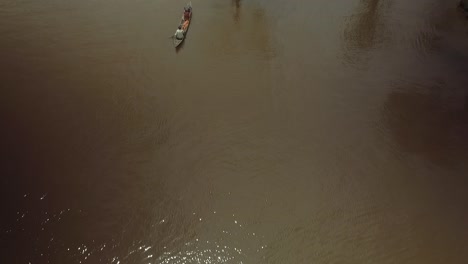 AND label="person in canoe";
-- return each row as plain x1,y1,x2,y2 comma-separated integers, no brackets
174,25,184,39
183,8,191,21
